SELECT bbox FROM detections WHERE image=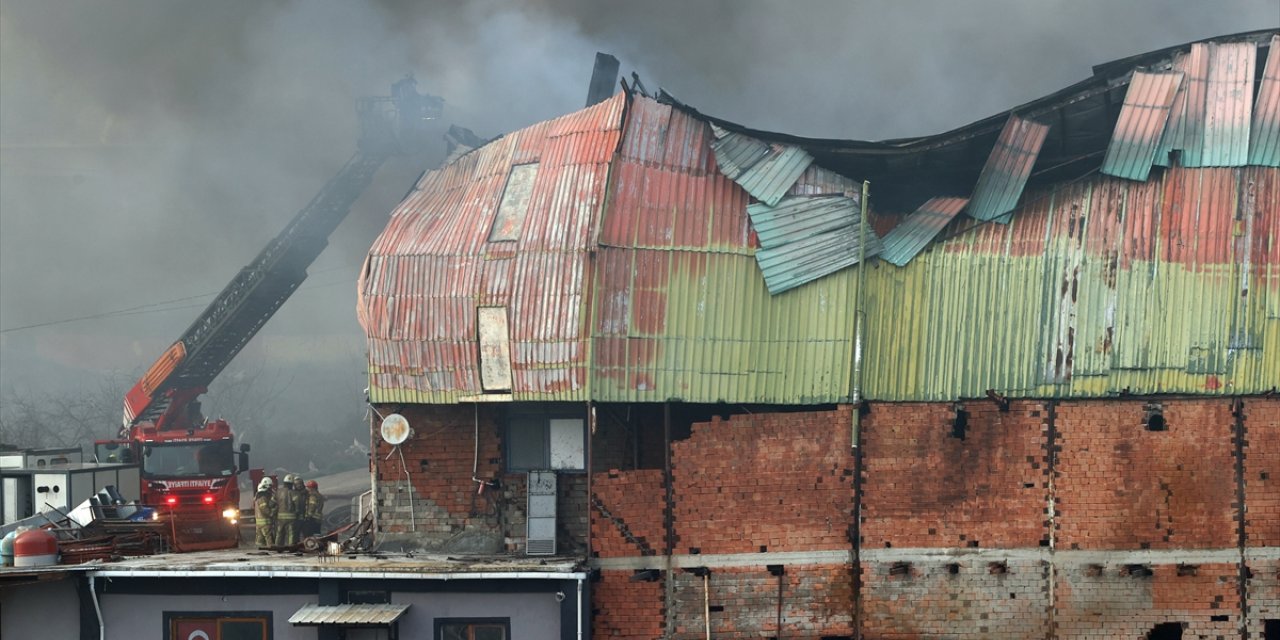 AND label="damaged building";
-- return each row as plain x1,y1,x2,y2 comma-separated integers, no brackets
356,28,1279,638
